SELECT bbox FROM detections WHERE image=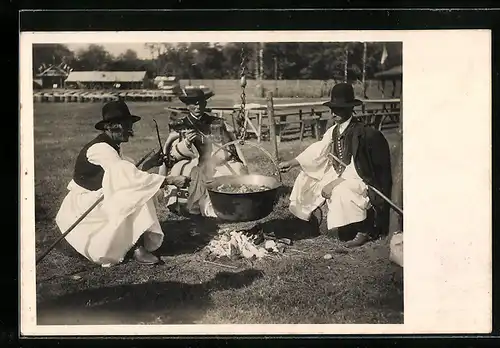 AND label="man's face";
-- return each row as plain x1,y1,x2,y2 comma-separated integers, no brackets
106,119,134,143
330,106,353,124
186,99,207,118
